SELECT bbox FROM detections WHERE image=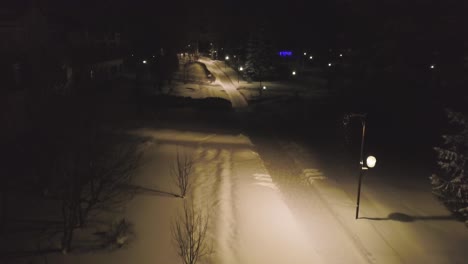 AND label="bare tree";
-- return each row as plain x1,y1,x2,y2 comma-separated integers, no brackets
171,151,193,198
56,149,83,254
78,143,141,227
55,134,141,253
171,201,210,264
